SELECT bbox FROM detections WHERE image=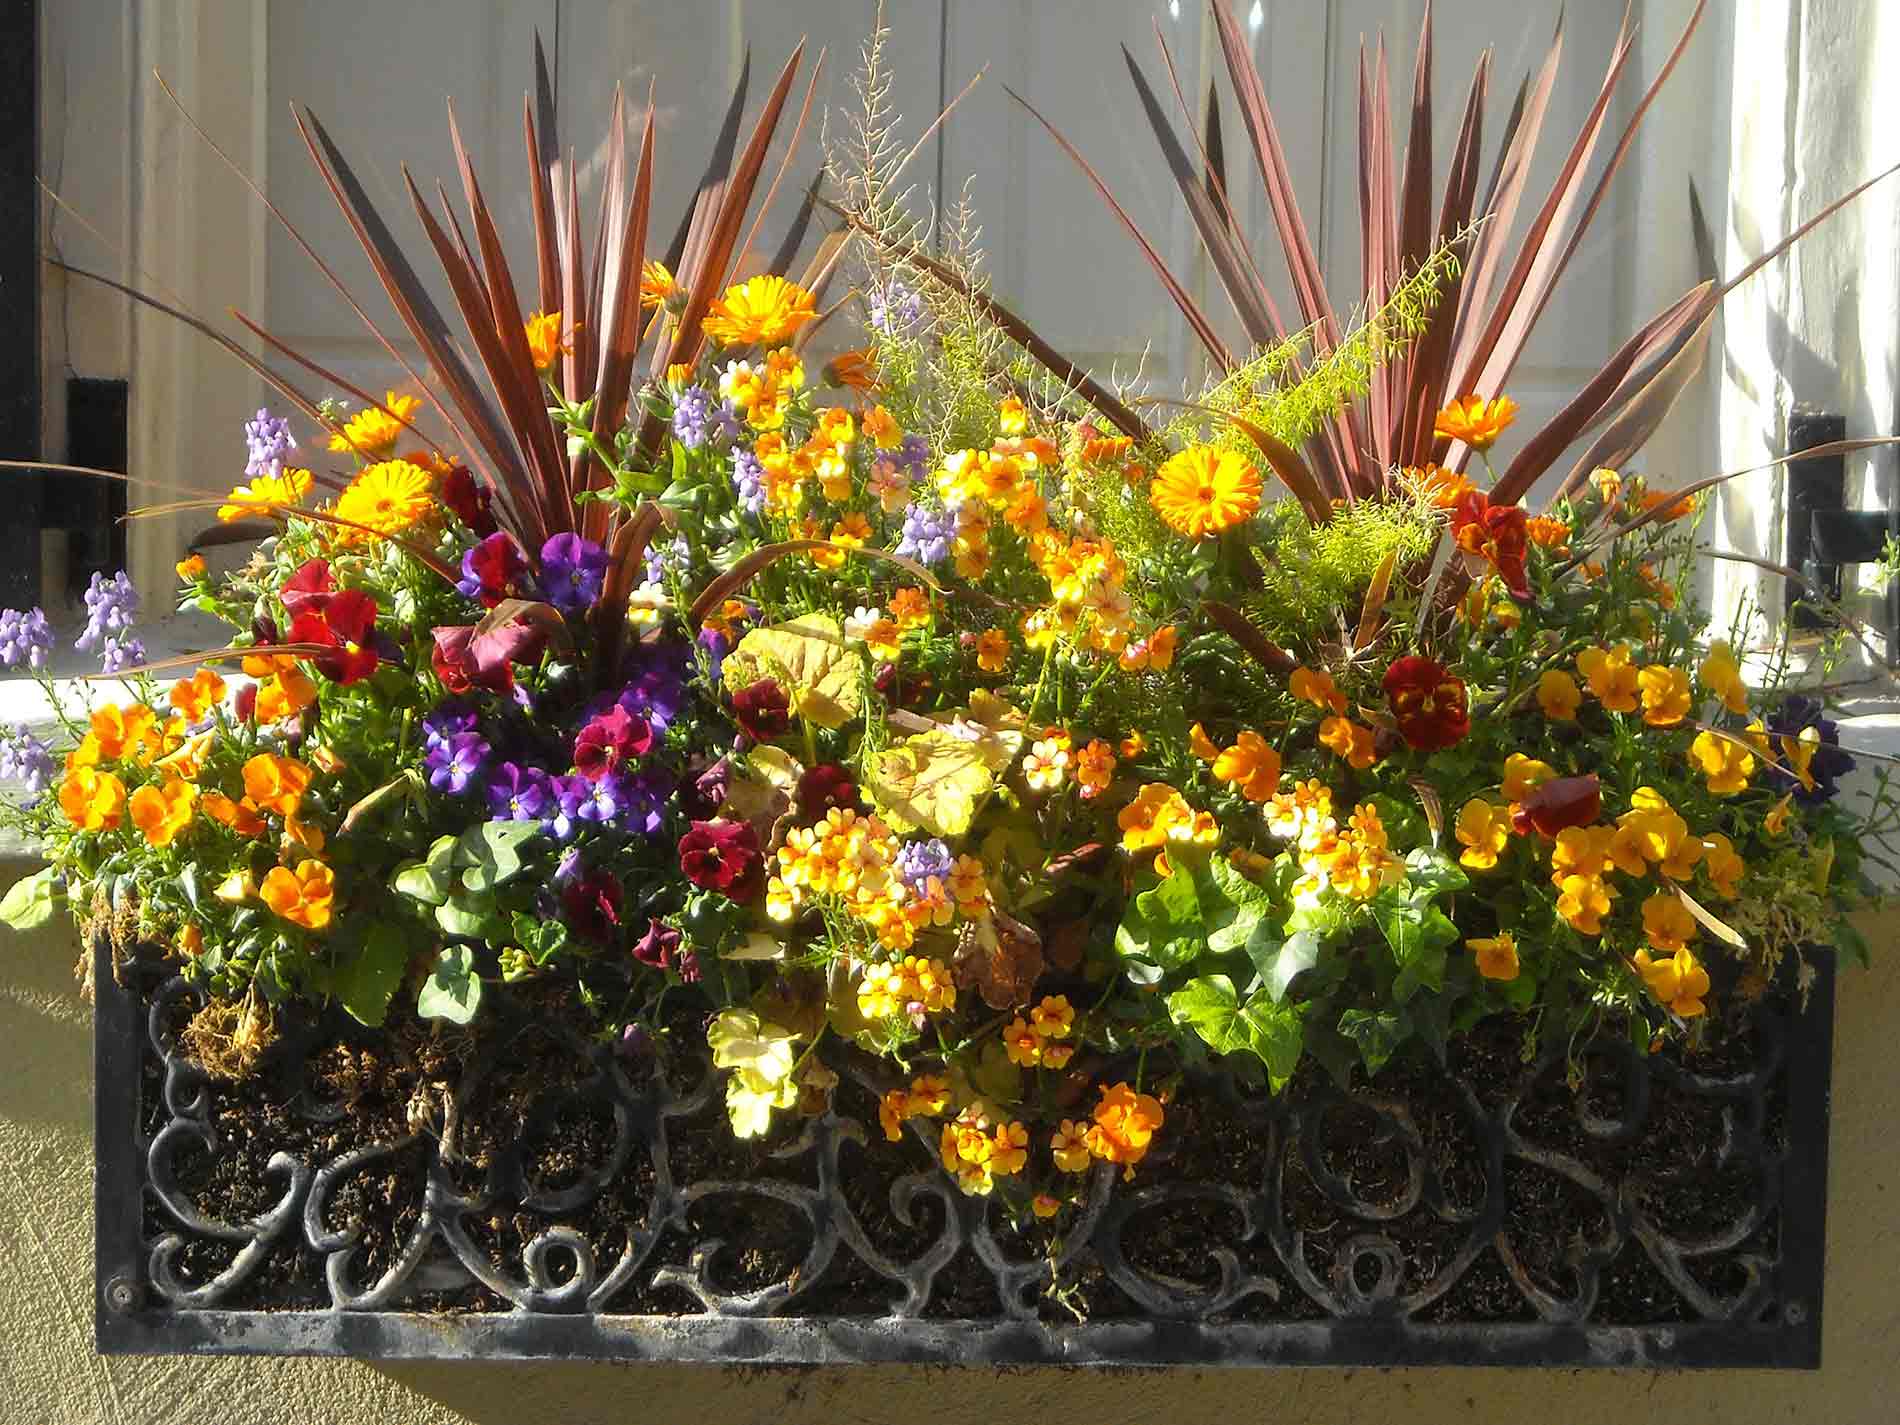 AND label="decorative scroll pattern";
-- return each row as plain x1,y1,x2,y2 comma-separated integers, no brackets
118,955,1813,1333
